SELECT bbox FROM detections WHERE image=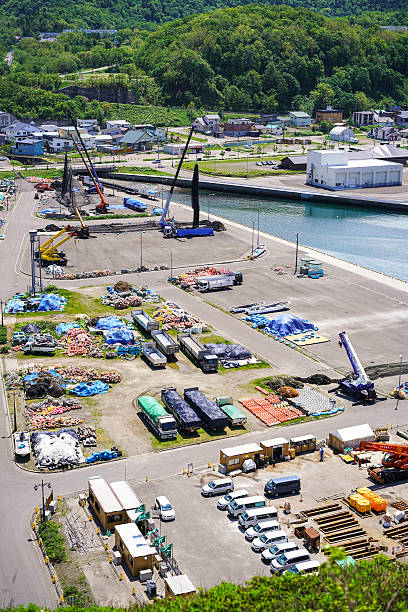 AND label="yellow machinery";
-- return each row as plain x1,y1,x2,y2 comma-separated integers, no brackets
36,226,78,266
